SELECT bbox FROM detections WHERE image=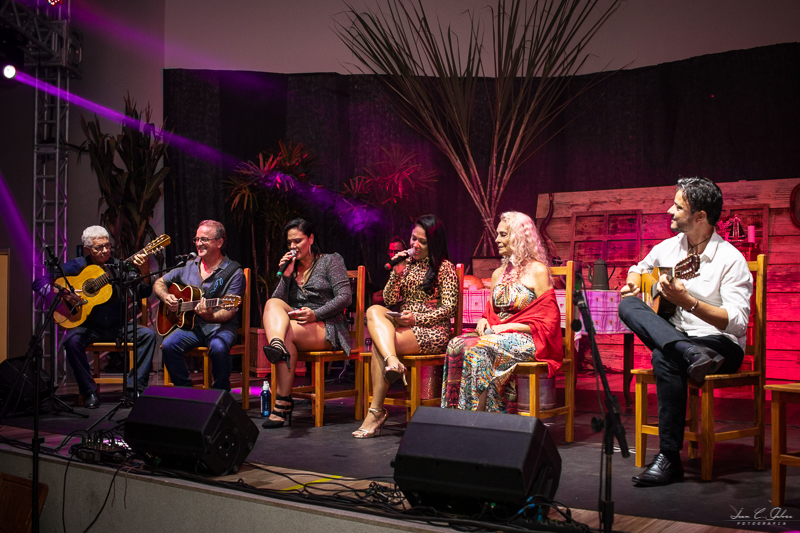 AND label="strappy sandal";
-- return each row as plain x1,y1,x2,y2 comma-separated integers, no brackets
383,355,408,386
263,338,291,370
261,394,294,429
352,408,388,439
